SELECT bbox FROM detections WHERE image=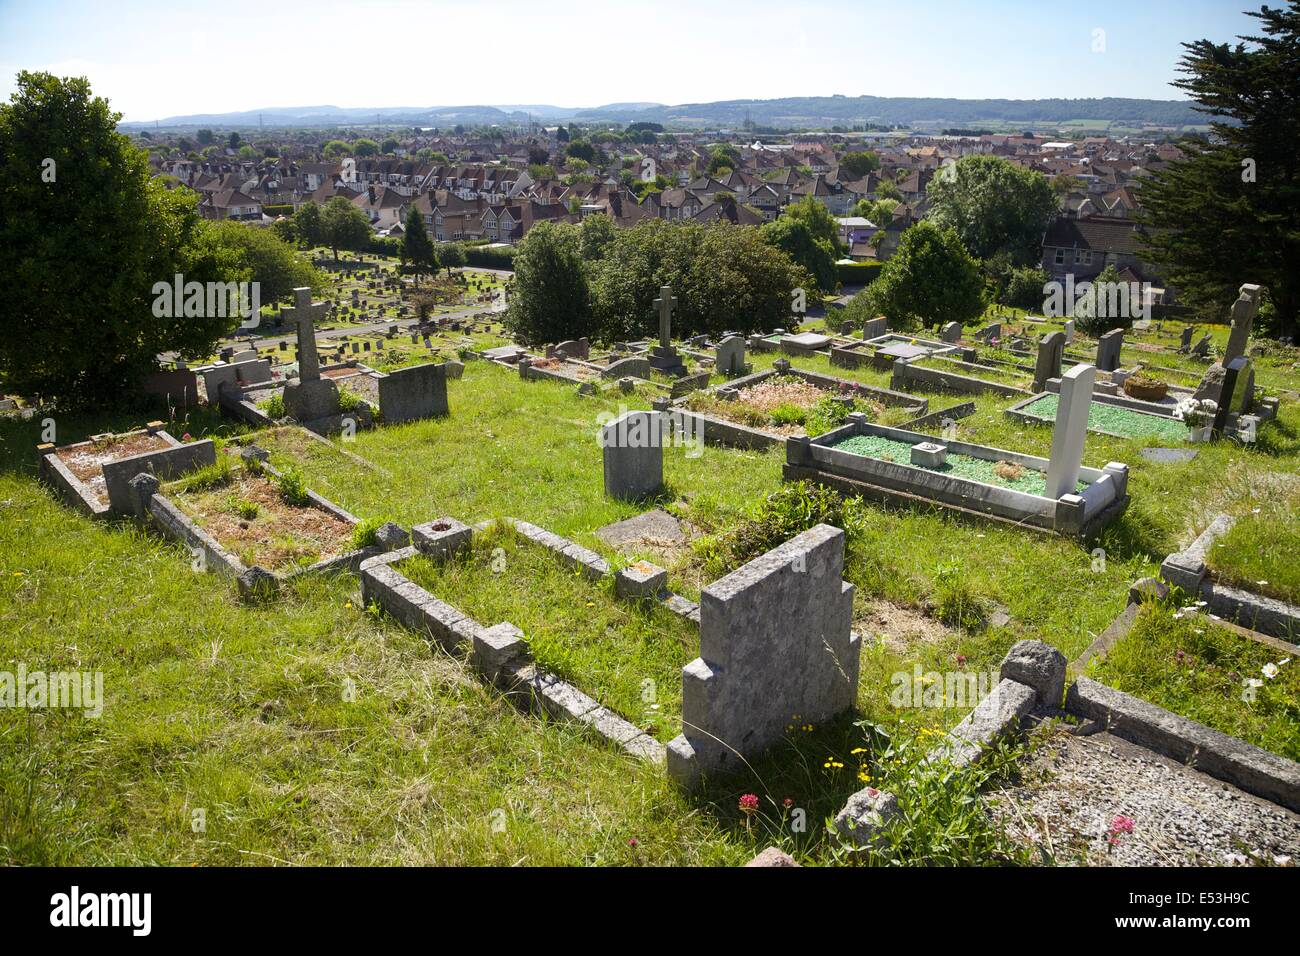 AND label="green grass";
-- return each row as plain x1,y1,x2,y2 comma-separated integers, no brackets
1206,499,1300,607
398,523,696,741
1020,393,1191,443
1091,604,1300,760
830,433,1082,497
3,349,1299,865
